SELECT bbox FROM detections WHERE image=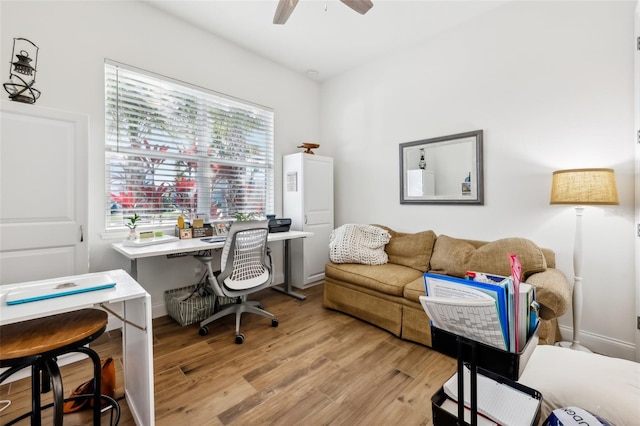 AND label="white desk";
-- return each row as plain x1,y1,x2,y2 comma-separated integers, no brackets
0,270,155,426
112,230,312,300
